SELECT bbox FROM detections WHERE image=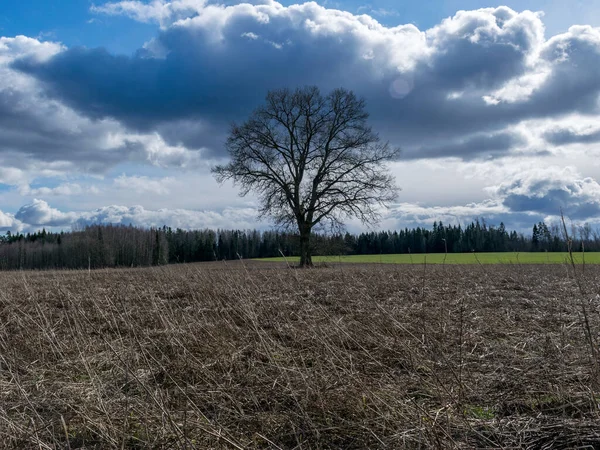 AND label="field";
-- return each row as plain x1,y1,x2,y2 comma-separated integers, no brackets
1,261,600,448
259,251,600,265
